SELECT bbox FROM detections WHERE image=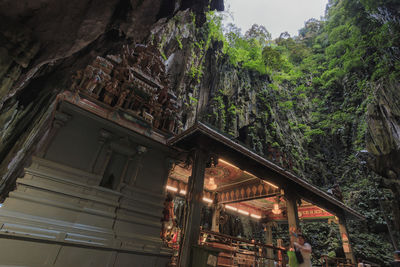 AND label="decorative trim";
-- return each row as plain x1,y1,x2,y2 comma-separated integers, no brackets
9,191,116,219
16,178,119,208
31,156,101,183
0,212,170,256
